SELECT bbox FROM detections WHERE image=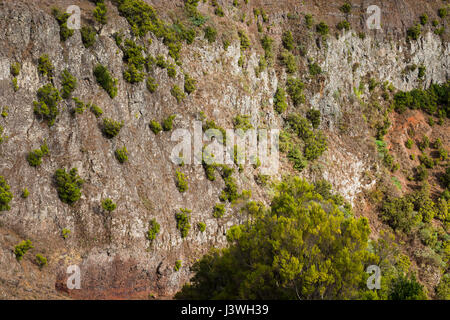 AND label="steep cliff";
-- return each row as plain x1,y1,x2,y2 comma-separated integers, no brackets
0,0,448,299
